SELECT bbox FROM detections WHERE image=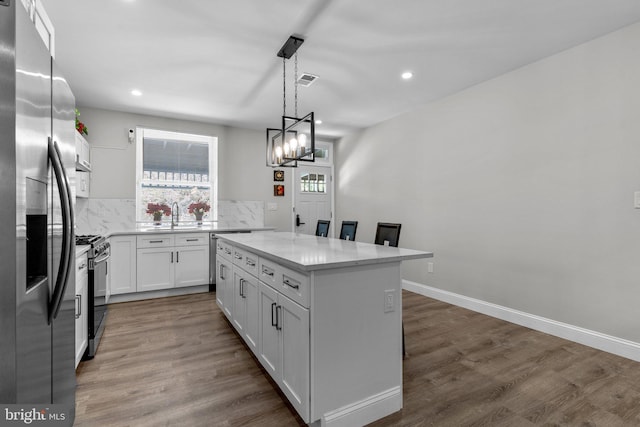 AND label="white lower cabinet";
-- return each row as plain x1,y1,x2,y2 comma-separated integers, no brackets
231,266,259,352
174,245,209,288
258,281,309,420
137,247,175,291
109,235,137,295
216,257,233,319
218,240,310,422
136,233,209,292
75,253,88,368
